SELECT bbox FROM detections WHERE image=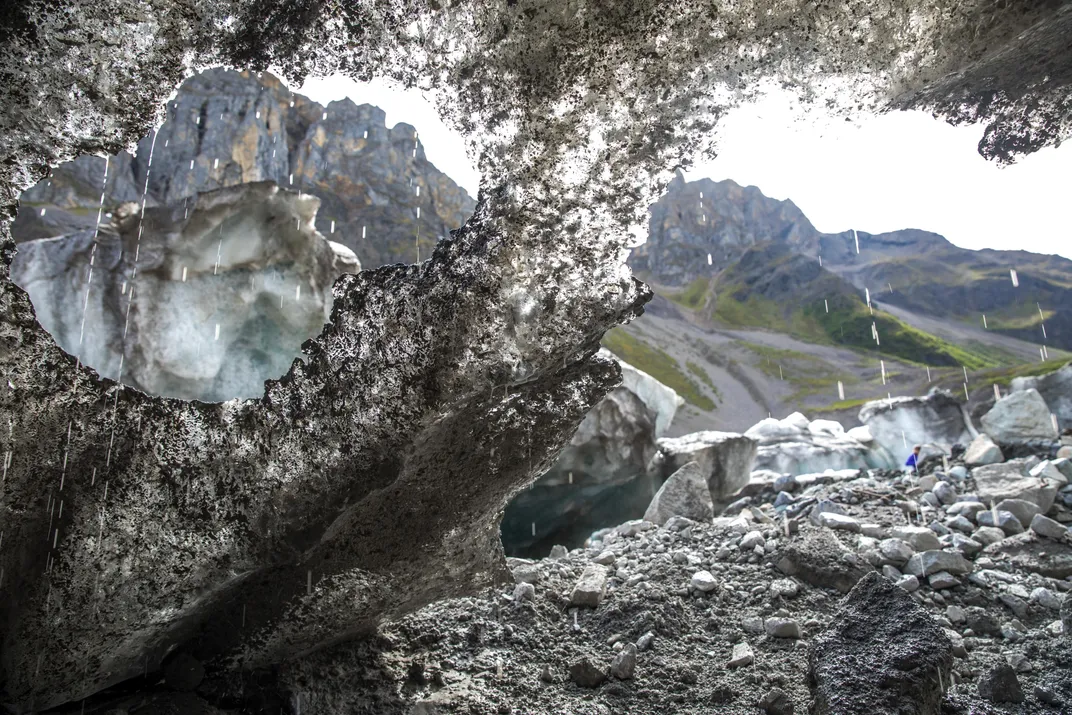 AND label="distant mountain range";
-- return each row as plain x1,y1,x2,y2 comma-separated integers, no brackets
13,68,476,269
630,174,1072,352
